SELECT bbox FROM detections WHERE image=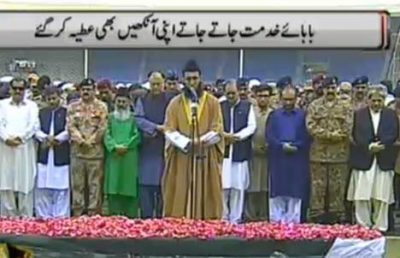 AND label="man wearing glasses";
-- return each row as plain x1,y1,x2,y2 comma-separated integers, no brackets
0,78,39,217
245,84,273,221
